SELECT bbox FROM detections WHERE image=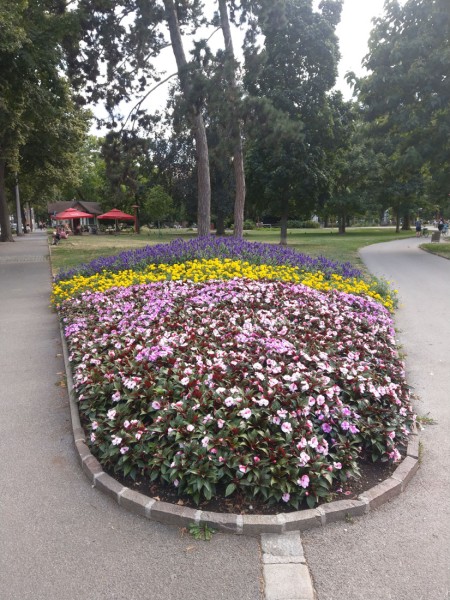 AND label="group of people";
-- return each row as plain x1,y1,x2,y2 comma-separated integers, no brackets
415,218,448,237
52,225,72,245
